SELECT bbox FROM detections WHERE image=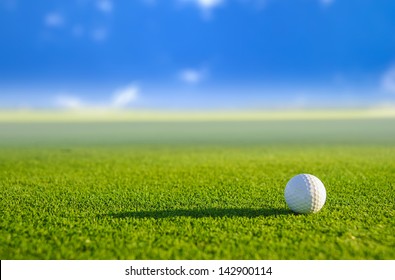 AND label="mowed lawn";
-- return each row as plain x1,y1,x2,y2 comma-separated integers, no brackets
0,120,394,259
